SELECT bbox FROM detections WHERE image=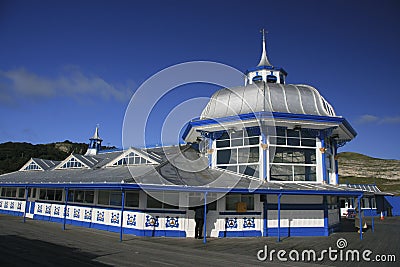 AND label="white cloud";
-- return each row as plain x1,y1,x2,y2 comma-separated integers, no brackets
381,116,400,124
357,114,400,125
0,67,133,103
357,114,379,124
